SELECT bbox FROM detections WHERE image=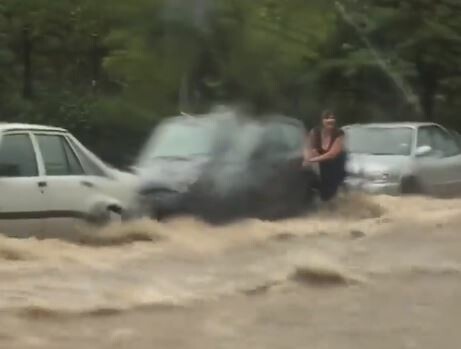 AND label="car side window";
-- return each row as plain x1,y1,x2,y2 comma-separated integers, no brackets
432,127,460,157
417,126,460,157
66,137,107,177
0,134,38,177
417,127,433,149
36,134,84,176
